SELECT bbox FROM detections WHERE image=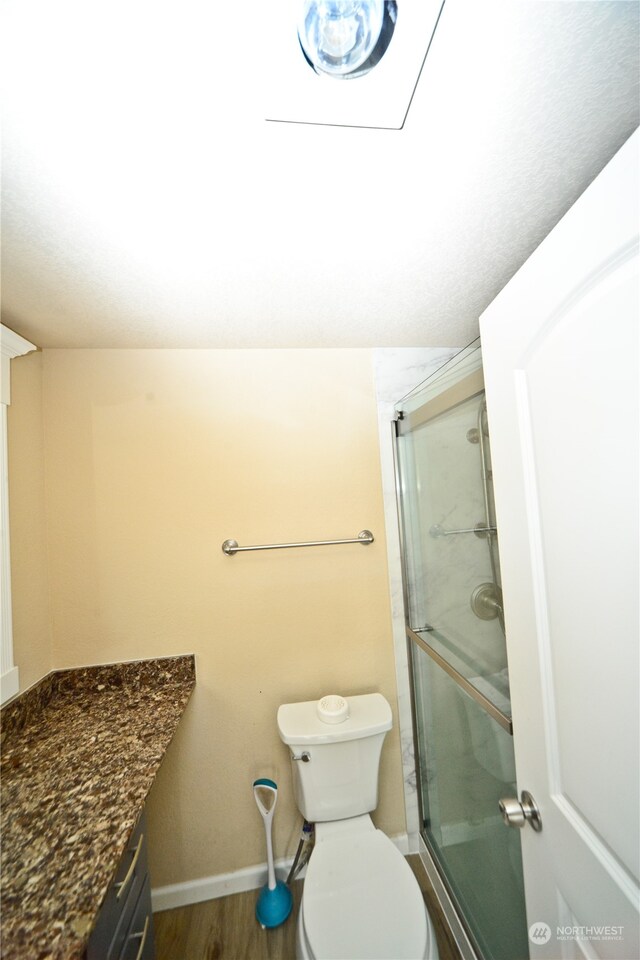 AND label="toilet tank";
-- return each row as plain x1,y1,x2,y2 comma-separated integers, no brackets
277,693,392,822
